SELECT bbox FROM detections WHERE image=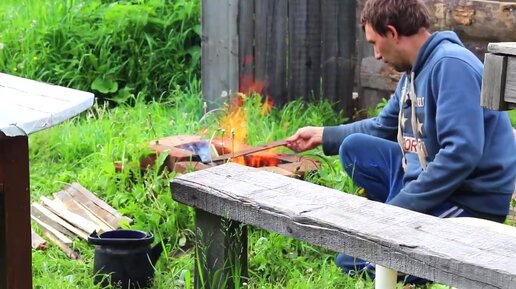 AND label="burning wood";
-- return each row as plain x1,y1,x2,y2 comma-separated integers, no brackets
140,135,319,179
210,140,287,162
